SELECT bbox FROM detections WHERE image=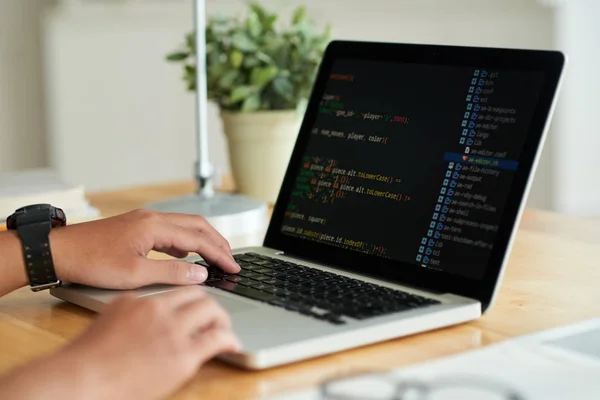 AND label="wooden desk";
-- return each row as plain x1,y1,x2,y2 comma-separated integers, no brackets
1,182,599,400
